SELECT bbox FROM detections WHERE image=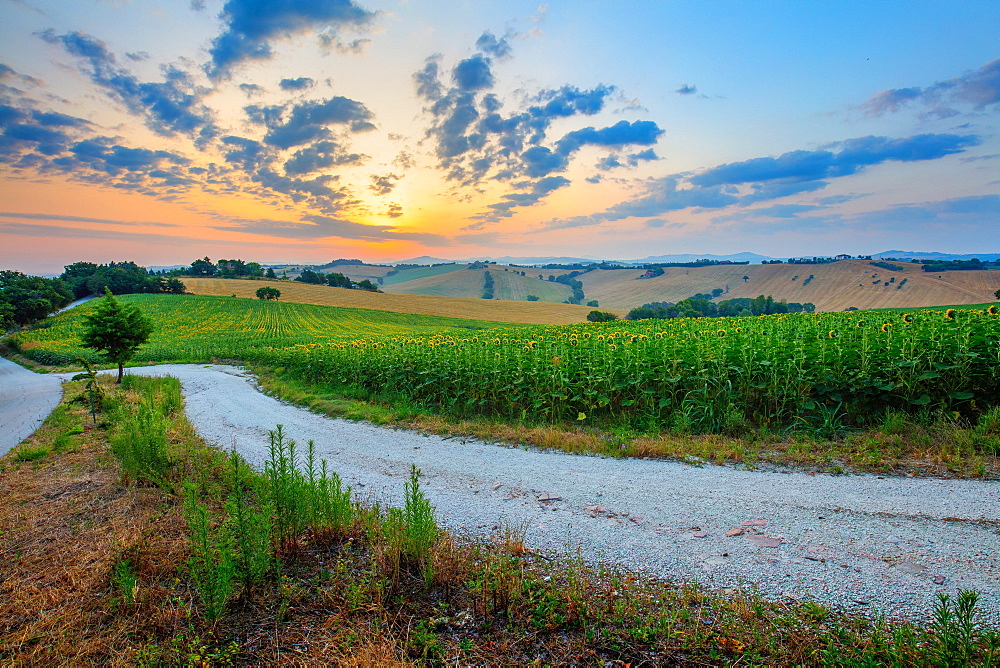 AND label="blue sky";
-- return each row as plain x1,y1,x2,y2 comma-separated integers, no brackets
0,0,998,272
